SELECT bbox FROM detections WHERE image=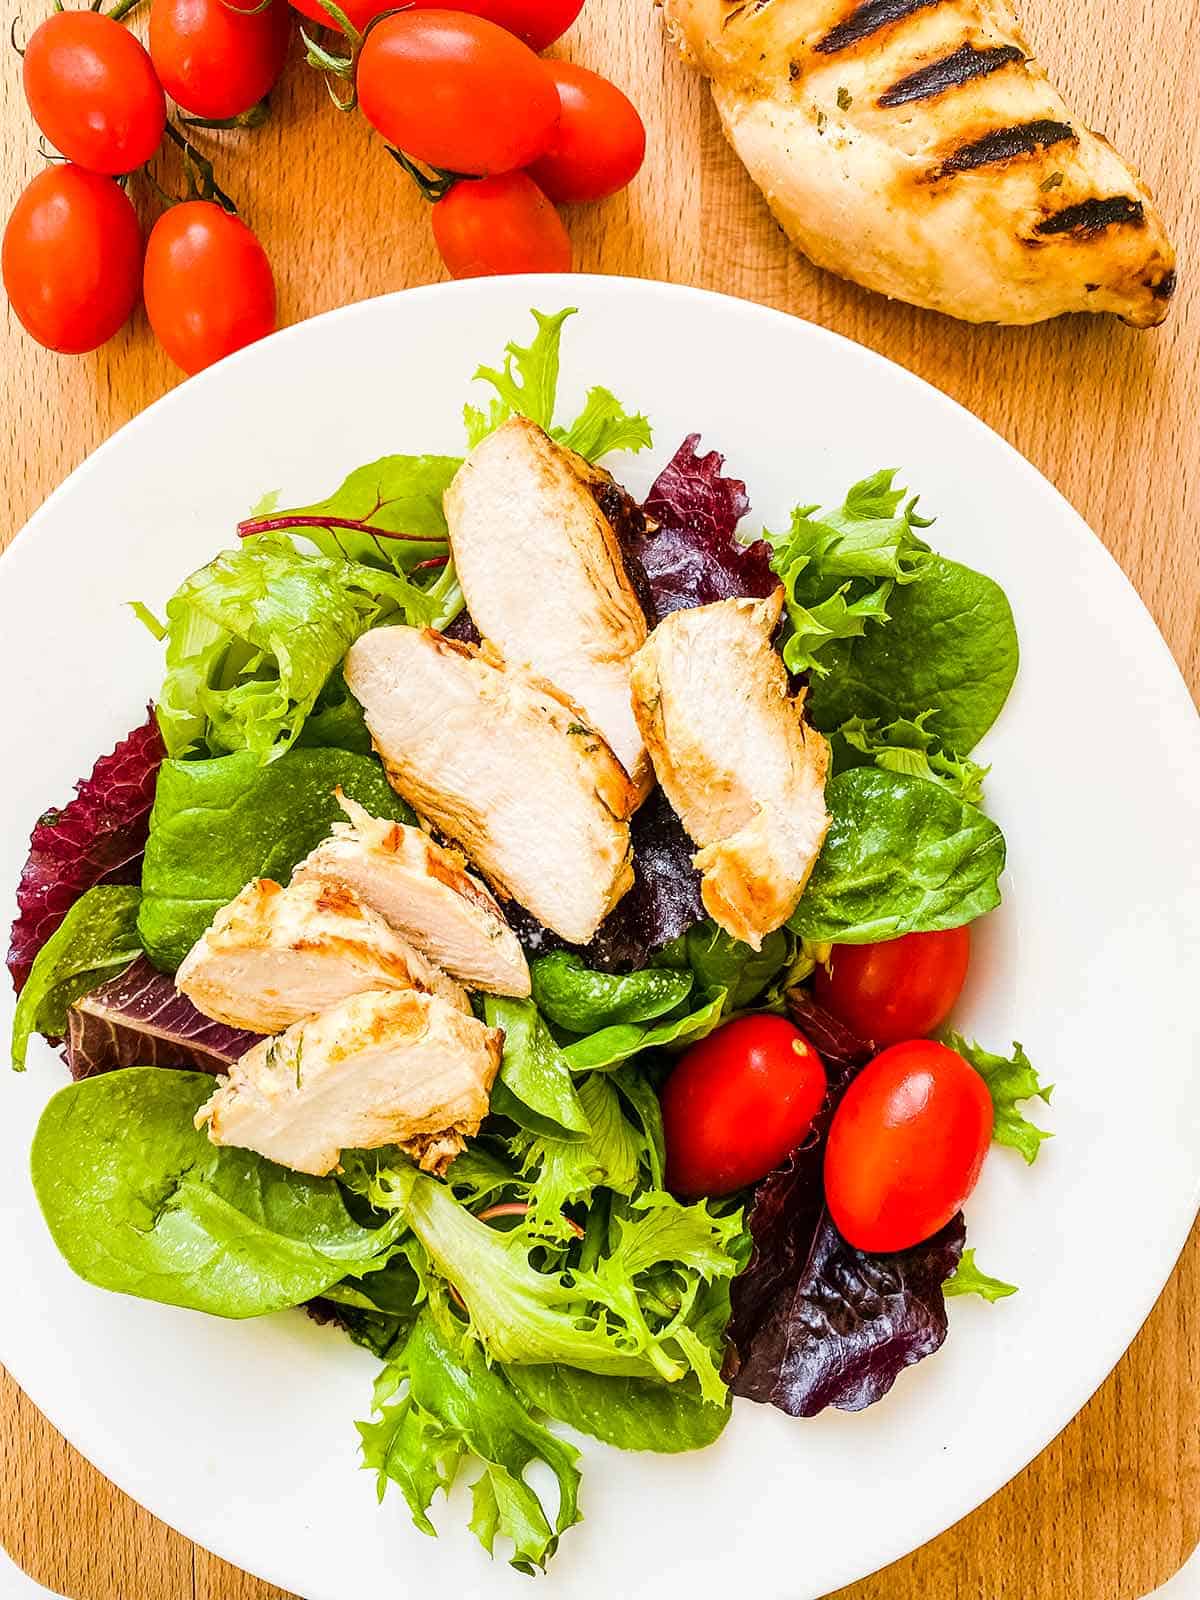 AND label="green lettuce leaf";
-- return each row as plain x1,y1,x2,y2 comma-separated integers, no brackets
484,996,591,1139
944,1248,1018,1302
808,554,1019,755
360,1308,581,1574
530,950,693,1032
508,1074,644,1242
506,1365,731,1454
12,885,141,1070
464,307,650,461
947,1033,1053,1164
32,1069,404,1316
683,921,792,1010
561,987,727,1073
764,470,934,676
156,539,436,761
790,767,1005,944
835,711,989,806
138,747,411,971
